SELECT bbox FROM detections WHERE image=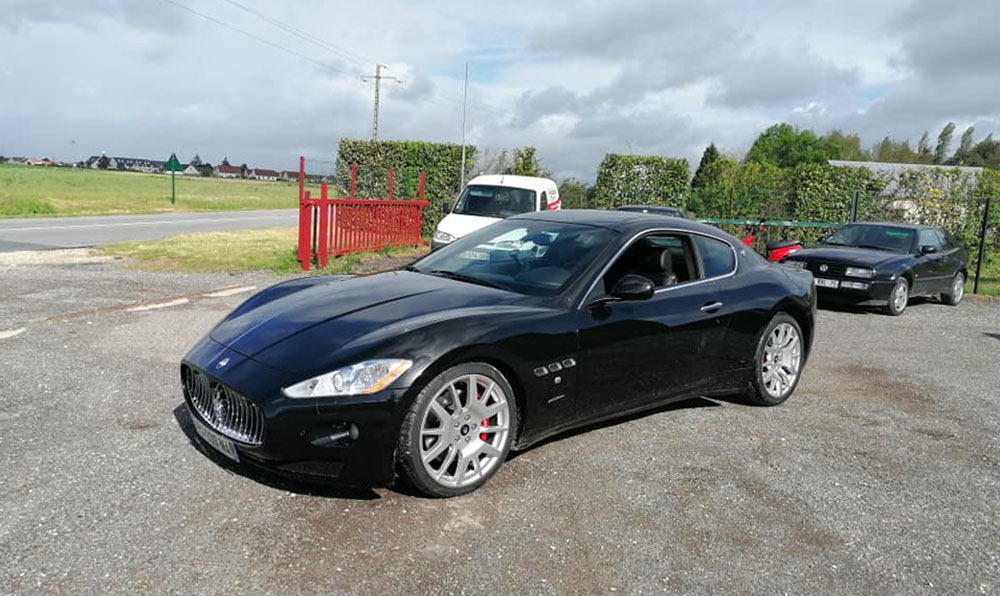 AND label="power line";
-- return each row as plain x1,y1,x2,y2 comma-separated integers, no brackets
362,64,400,141
216,0,375,68
157,0,356,78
